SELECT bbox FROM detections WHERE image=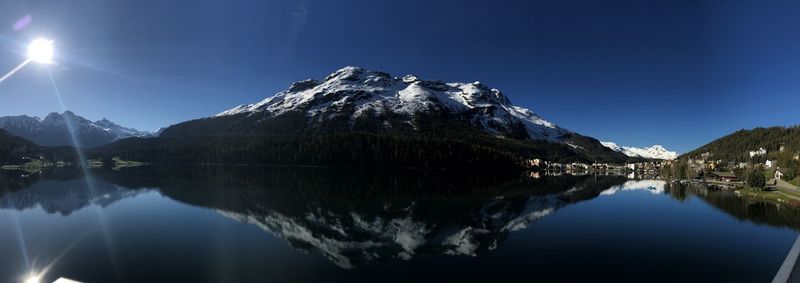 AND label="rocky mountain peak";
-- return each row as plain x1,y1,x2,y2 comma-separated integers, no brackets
212,66,571,142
